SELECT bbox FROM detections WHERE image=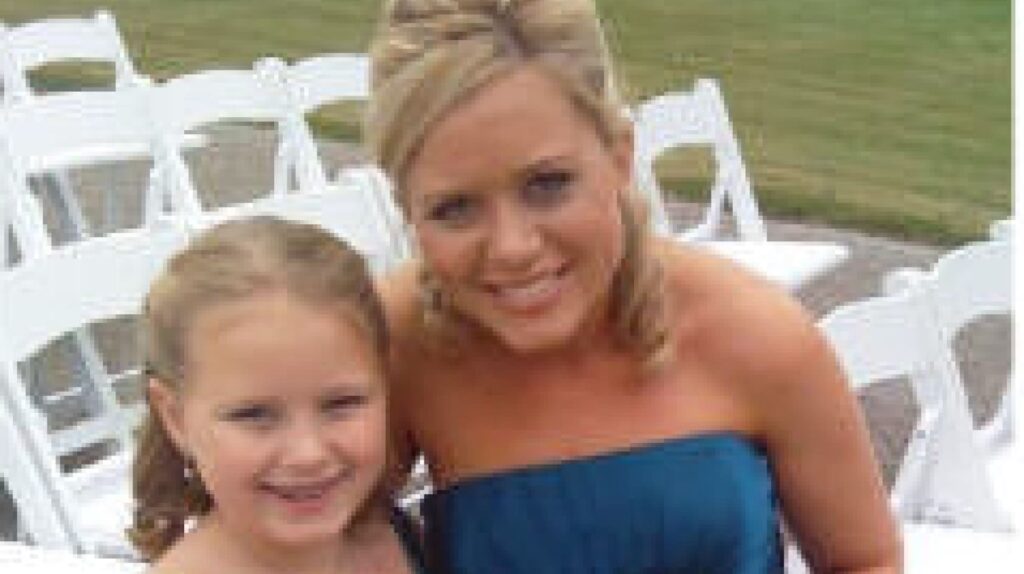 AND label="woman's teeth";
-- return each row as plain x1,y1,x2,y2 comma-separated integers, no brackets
493,273,561,309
